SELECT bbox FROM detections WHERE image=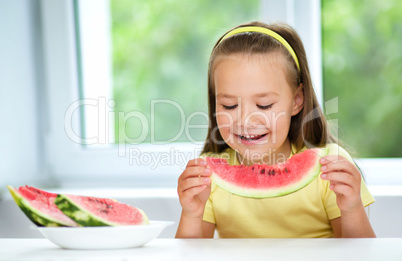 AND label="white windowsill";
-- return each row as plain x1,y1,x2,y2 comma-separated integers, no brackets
367,185,402,197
